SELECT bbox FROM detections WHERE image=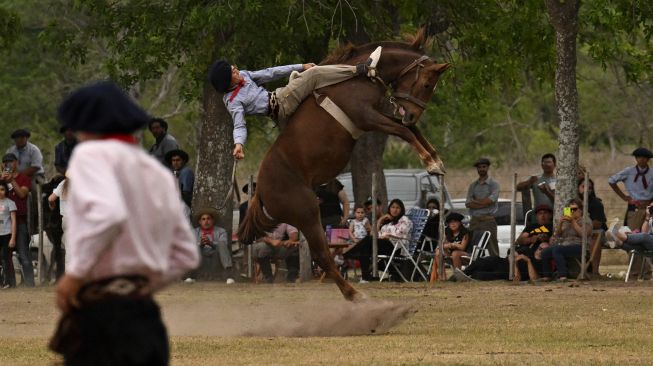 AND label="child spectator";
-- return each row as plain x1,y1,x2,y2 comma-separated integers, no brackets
0,182,17,288
348,204,371,243
436,212,470,269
